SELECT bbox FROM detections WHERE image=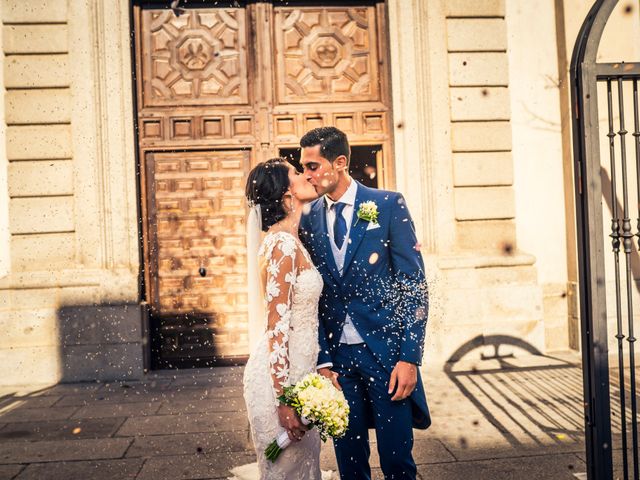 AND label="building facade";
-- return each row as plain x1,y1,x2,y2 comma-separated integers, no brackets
0,0,625,385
